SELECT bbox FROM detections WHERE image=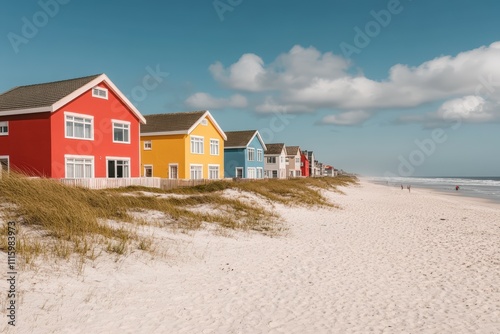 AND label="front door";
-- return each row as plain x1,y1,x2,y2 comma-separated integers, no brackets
236,167,243,178
169,165,178,179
